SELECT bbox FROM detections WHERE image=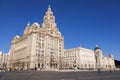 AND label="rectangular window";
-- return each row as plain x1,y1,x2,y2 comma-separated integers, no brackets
38,54,40,57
